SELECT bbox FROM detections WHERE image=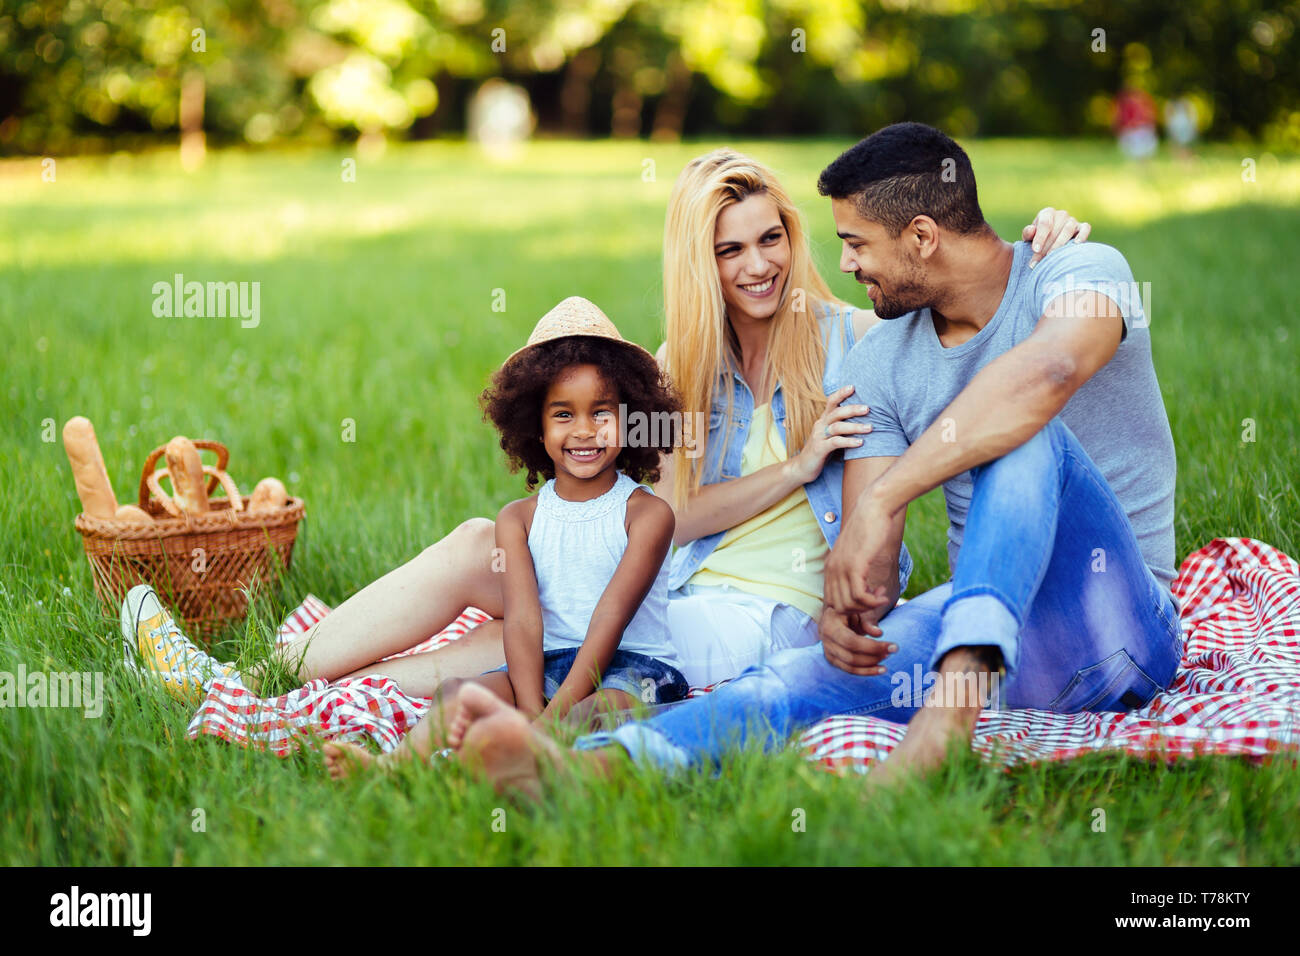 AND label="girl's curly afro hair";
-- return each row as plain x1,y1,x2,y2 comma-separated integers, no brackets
481,335,682,490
